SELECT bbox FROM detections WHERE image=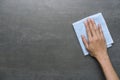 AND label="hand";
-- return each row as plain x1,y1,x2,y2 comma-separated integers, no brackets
81,18,108,60
81,18,119,80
